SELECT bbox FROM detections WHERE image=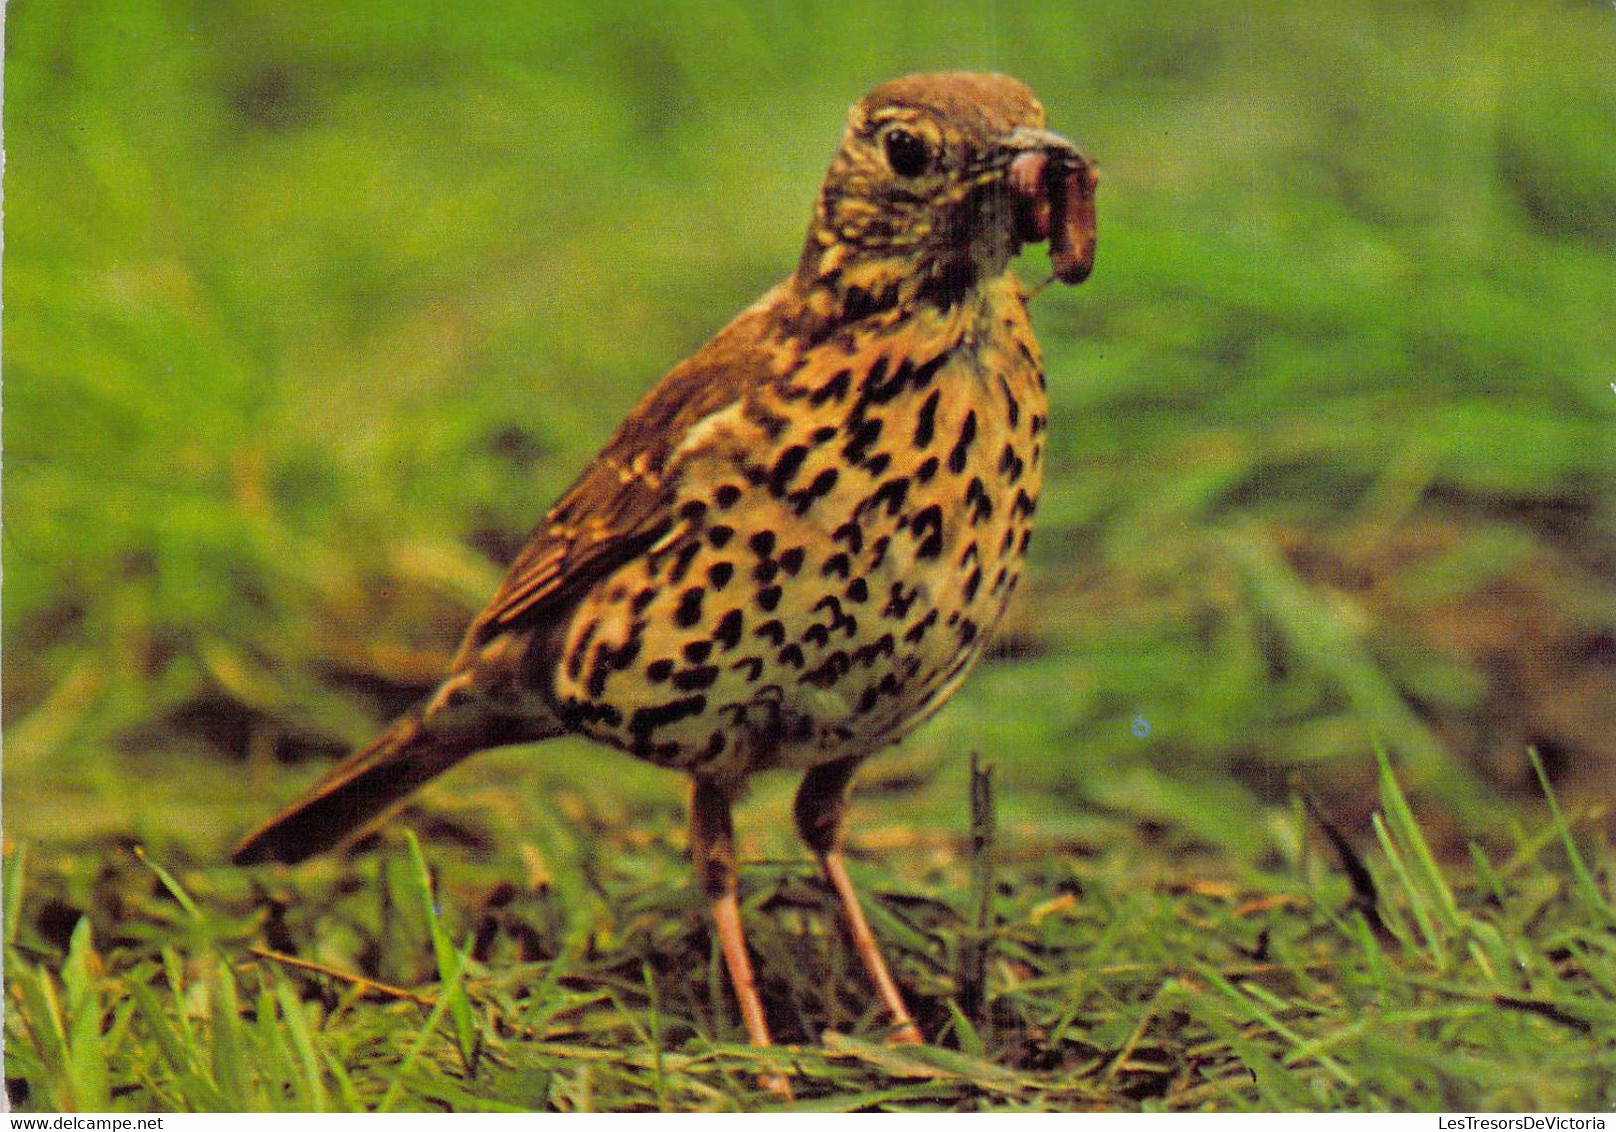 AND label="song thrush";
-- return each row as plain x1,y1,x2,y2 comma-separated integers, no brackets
236,71,1097,1062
